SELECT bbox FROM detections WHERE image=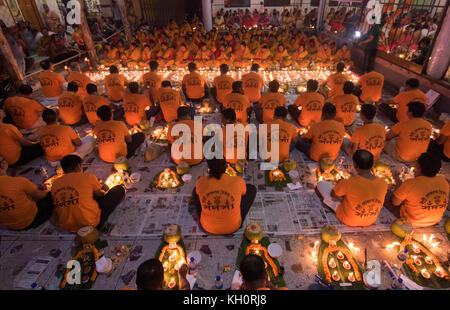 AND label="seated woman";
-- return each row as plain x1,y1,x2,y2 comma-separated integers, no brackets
214,43,233,67
37,28,51,56
334,43,353,67
193,158,257,235
315,42,332,67
292,44,309,68
272,44,292,68
100,43,120,66
194,43,214,68
253,45,271,69
126,42,142,68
